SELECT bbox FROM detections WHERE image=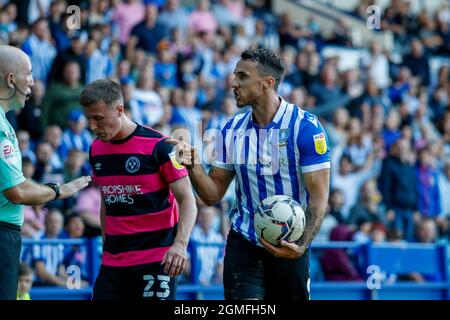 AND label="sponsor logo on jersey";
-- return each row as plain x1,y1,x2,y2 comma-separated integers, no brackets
313,133,327,155
305,113,318,128
0,140,17,165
